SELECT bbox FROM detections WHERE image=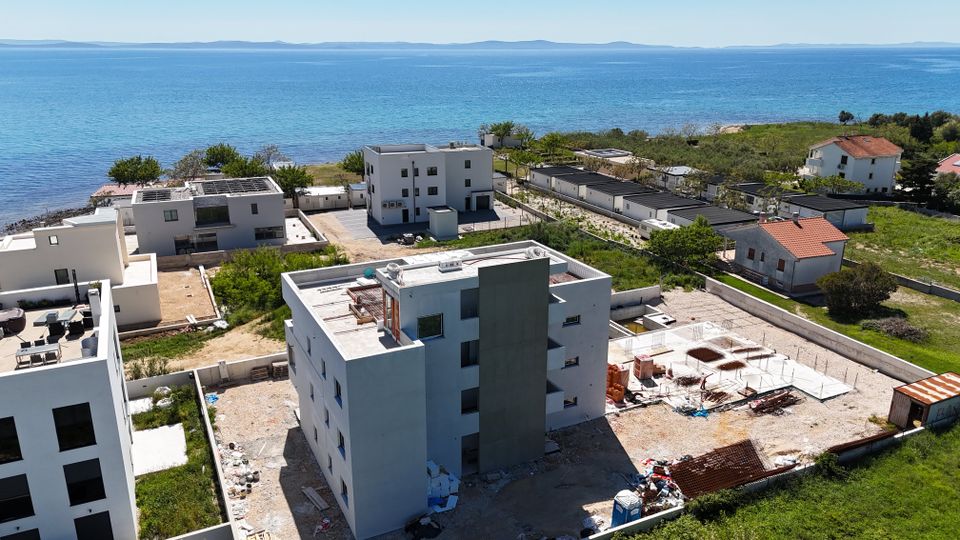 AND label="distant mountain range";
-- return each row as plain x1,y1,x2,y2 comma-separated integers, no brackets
1,39,959,50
